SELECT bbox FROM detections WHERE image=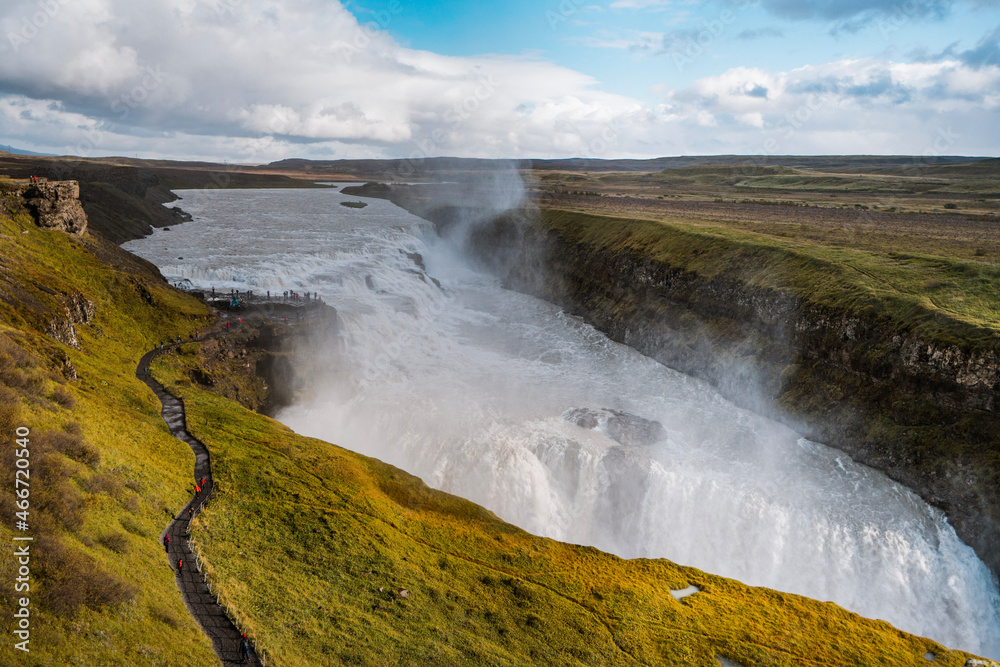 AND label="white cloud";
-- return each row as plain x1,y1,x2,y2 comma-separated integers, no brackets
665,57,1000,154
736,112,764,128
575,31,666,51
609,0,673,10
0,1,997,160
0,0,651,159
